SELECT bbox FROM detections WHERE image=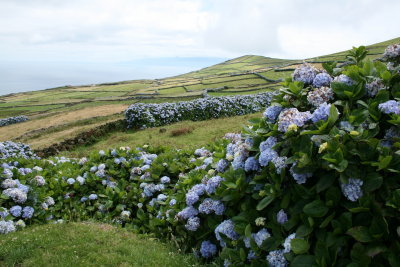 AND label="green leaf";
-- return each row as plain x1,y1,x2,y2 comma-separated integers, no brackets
245,224,252,238
316,173,335,193
239,248,246,262
291,239,310,254
347,226,373,242
363,173,383,192
291,255,316,267
303,200,329,217
256,195,275,211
